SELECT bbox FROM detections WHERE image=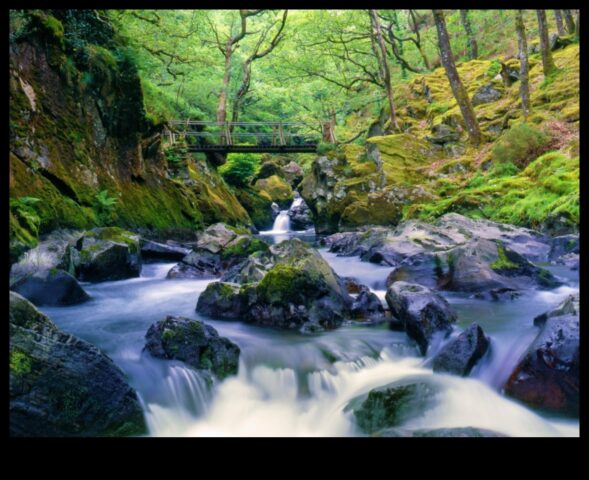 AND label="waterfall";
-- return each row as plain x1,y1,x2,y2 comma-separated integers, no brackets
271,211,291,233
